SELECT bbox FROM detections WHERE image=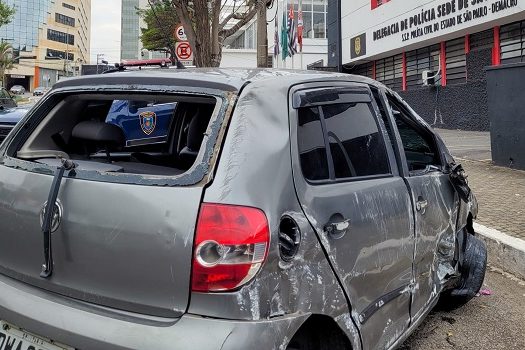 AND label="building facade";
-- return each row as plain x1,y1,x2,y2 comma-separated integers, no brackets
0,0,91,92
328,0,525,131
120,0,167,60
231,0,329,69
